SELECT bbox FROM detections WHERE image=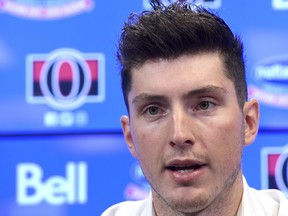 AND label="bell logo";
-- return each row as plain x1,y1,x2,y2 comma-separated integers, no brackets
16,162,87,205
